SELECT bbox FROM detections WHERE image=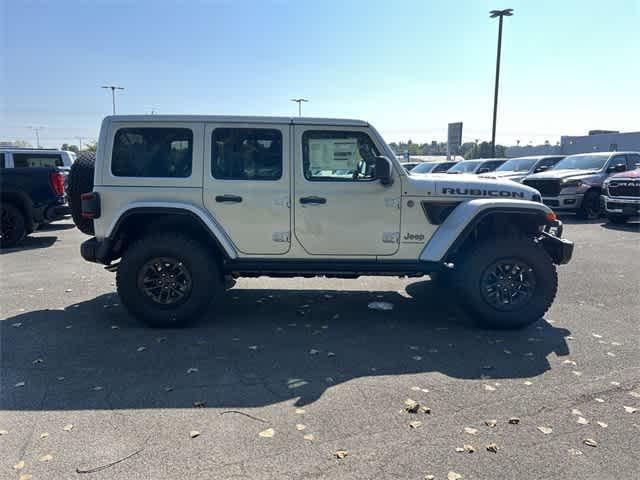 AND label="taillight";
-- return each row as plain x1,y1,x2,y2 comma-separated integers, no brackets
50,172,65,196
81,192,101,219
